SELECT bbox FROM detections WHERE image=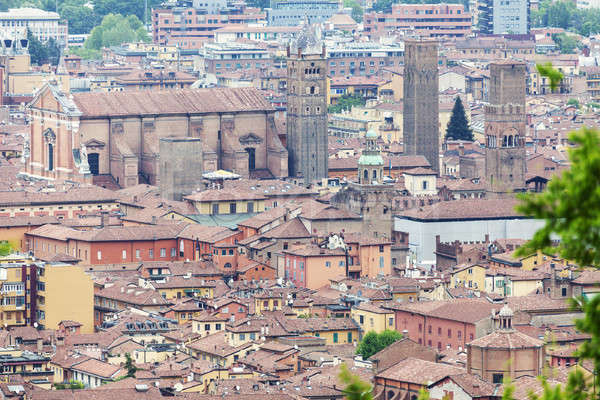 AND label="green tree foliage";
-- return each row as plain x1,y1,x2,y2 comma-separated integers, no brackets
339,363,373,400
532,0,600,37
536,62,564,92
0,241,11,257
567,99,580,109
124,353,137,378
515,128,600,266
445,96,473,141
54,380,85,390
91,0,162,25
60,1,99,34
344,0,363,23
84,14,149,51
372,0,393,12
552,33,580,54
355,330,403,359
27,29,61,66
328,94,366,114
